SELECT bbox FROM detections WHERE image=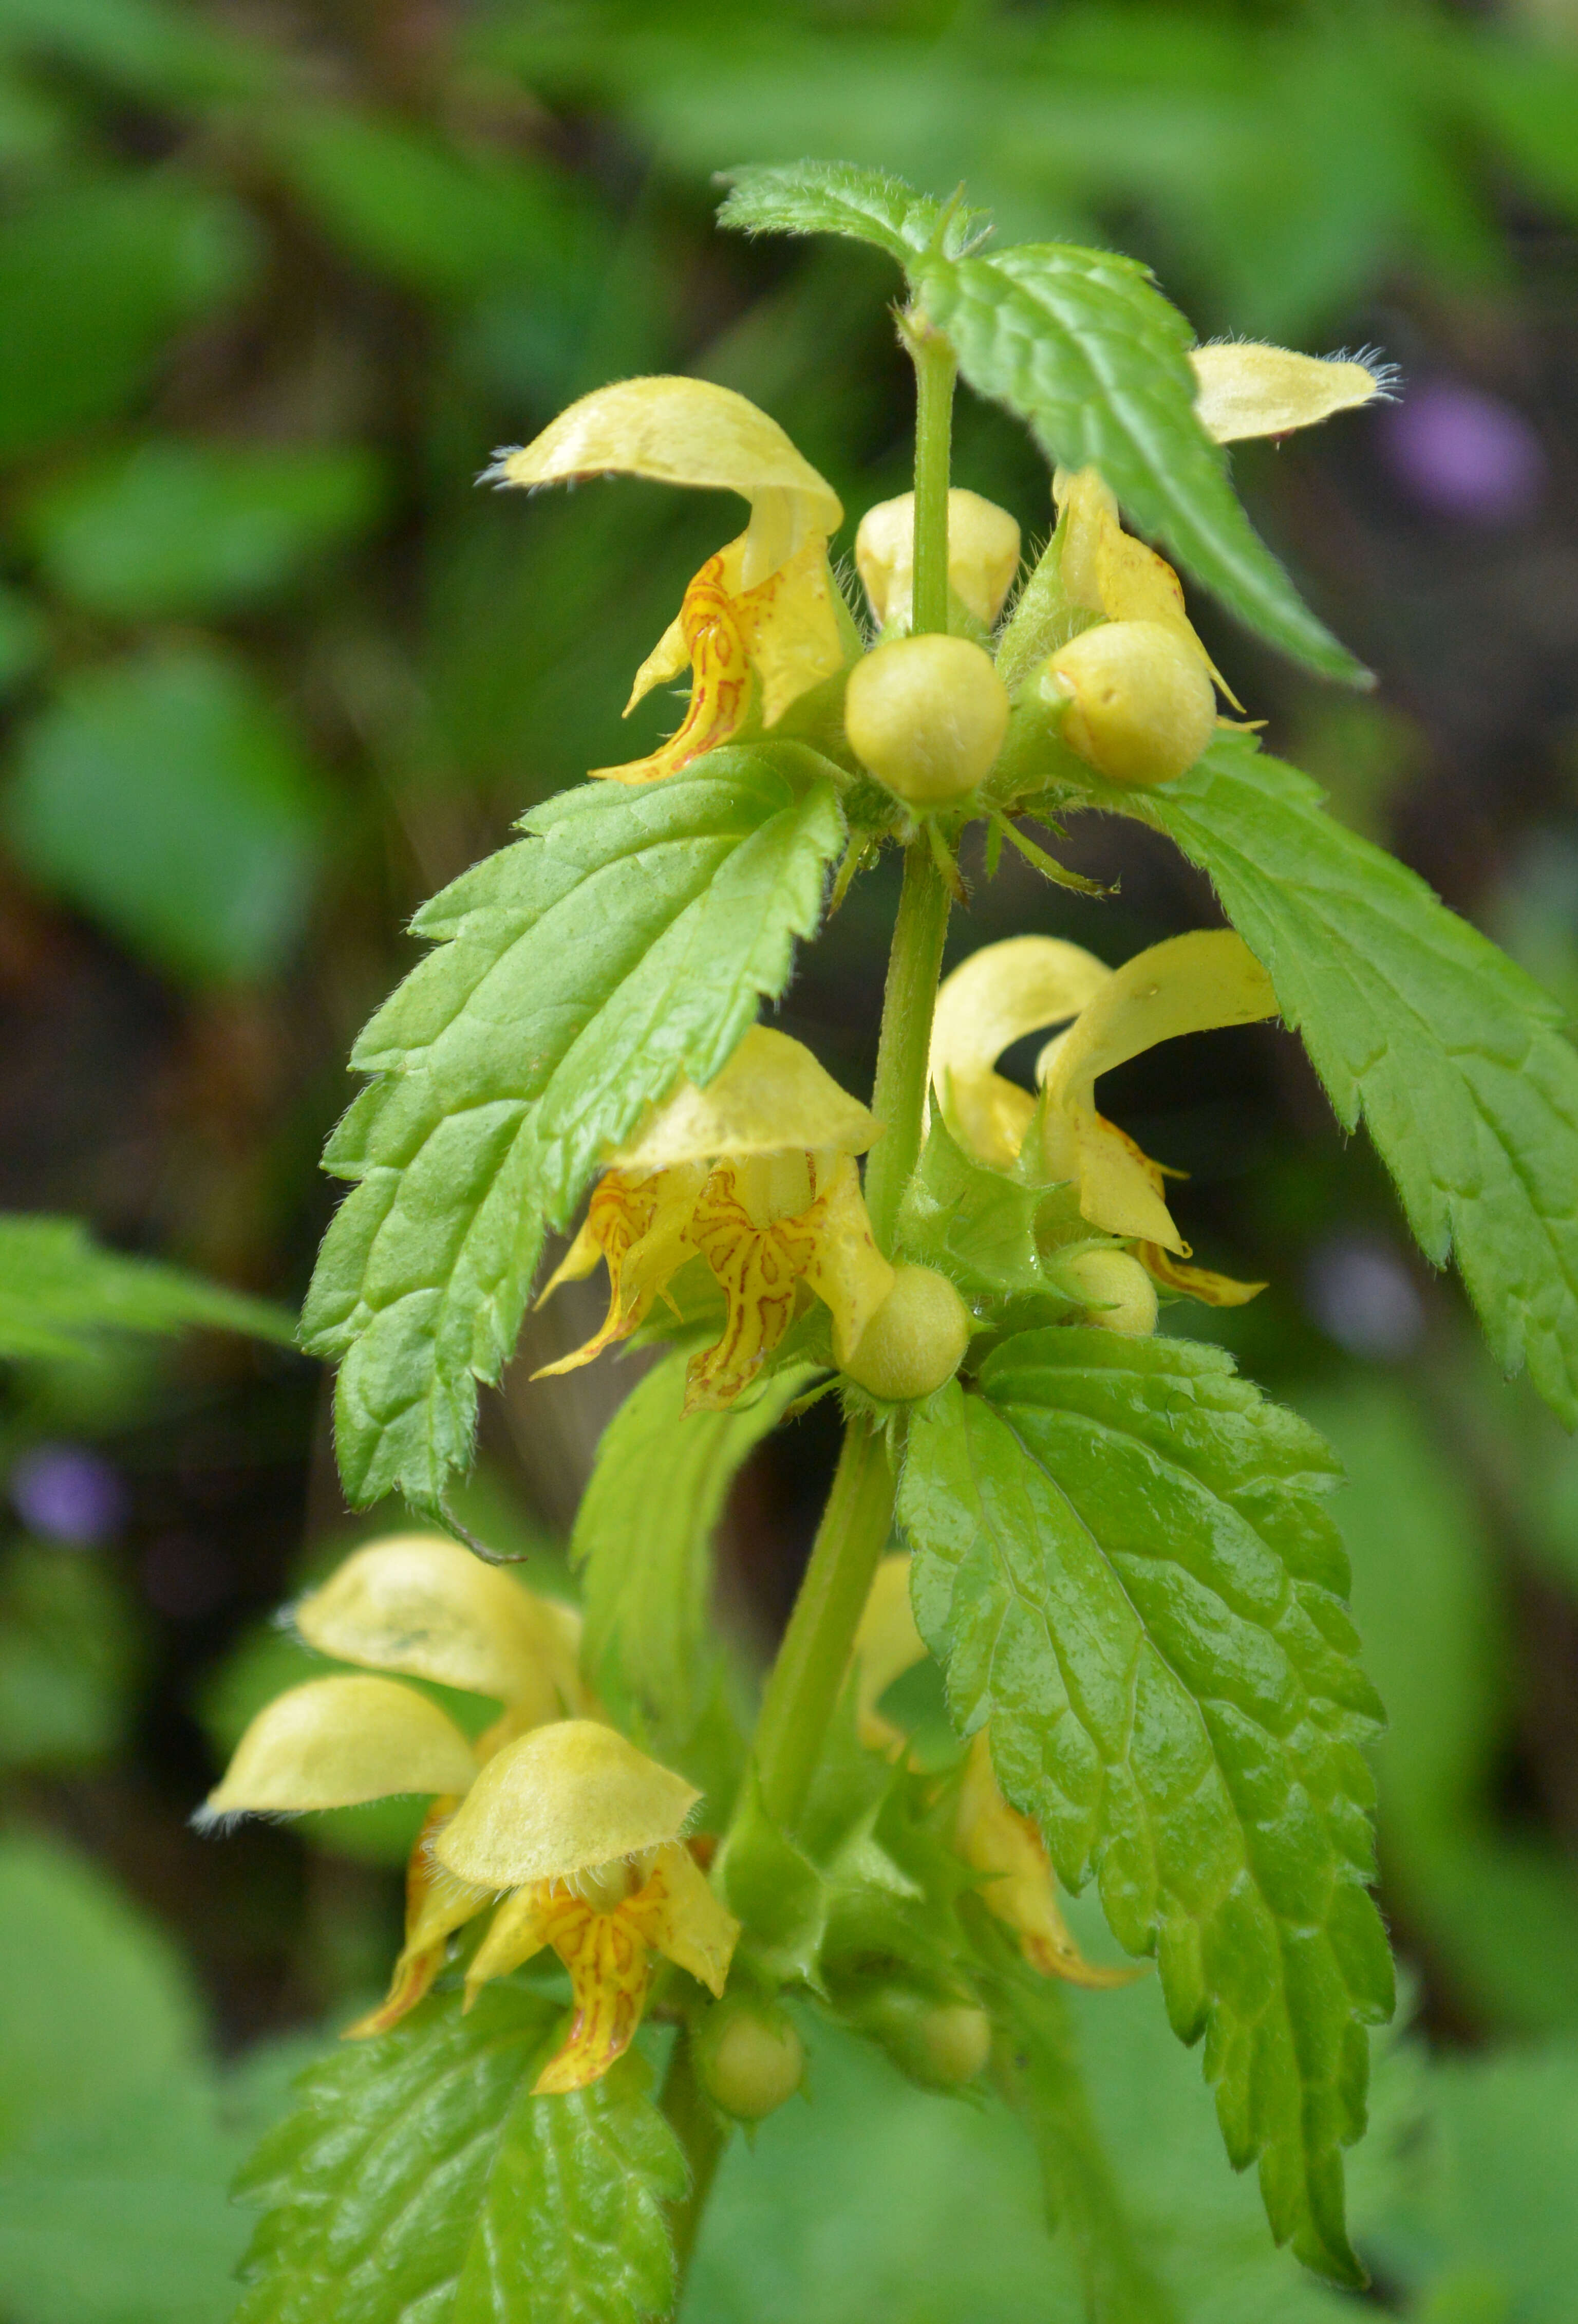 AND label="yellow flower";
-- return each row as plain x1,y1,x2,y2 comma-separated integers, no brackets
433,1720,739,2094
536,1025,895,1410
487,376,847,784
930,930,1278,1306
199,1533,586,2040
852,1555,1134,1987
